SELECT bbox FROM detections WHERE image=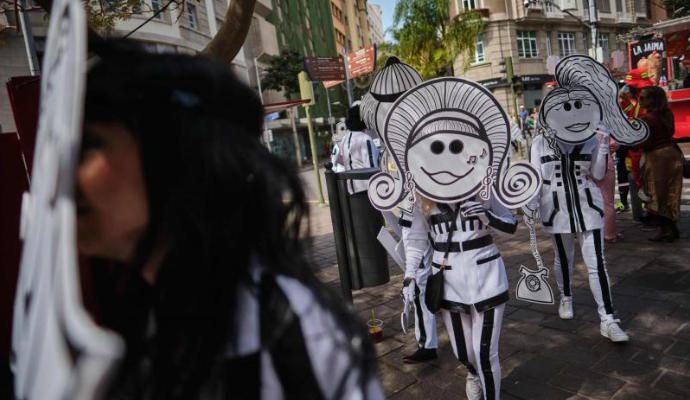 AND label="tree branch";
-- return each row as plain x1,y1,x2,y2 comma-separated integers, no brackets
200,0,256,64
